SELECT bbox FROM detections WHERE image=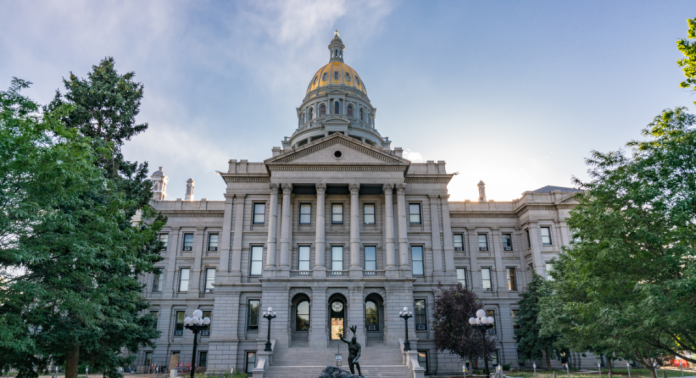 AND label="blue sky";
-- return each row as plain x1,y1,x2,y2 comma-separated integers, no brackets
1,0,695,201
